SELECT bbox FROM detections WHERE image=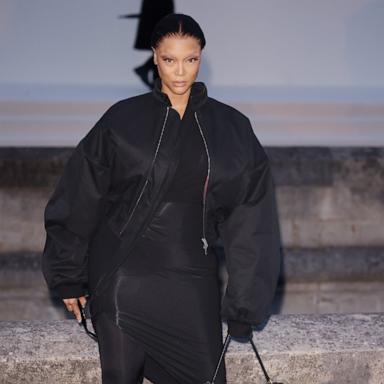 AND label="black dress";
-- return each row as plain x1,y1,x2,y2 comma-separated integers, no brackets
94,95,227,383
